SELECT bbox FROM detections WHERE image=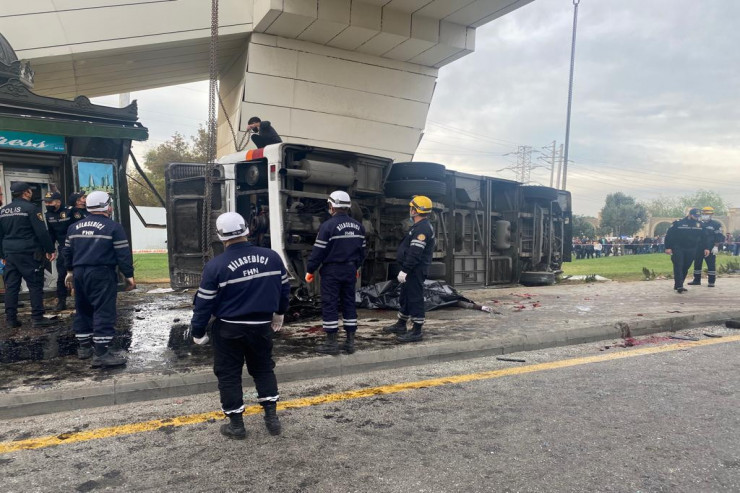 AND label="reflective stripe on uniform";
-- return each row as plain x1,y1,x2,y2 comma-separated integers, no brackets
329,235,365,241
68,234,114,240
218,270,282,288
257,395,280,403
220,318,272,325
